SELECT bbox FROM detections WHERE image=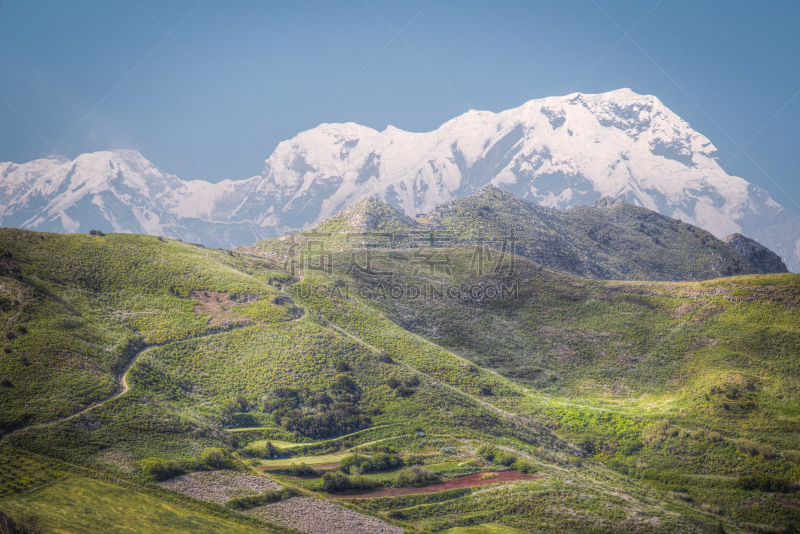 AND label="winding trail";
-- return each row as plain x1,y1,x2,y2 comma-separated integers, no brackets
3,268,308,437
